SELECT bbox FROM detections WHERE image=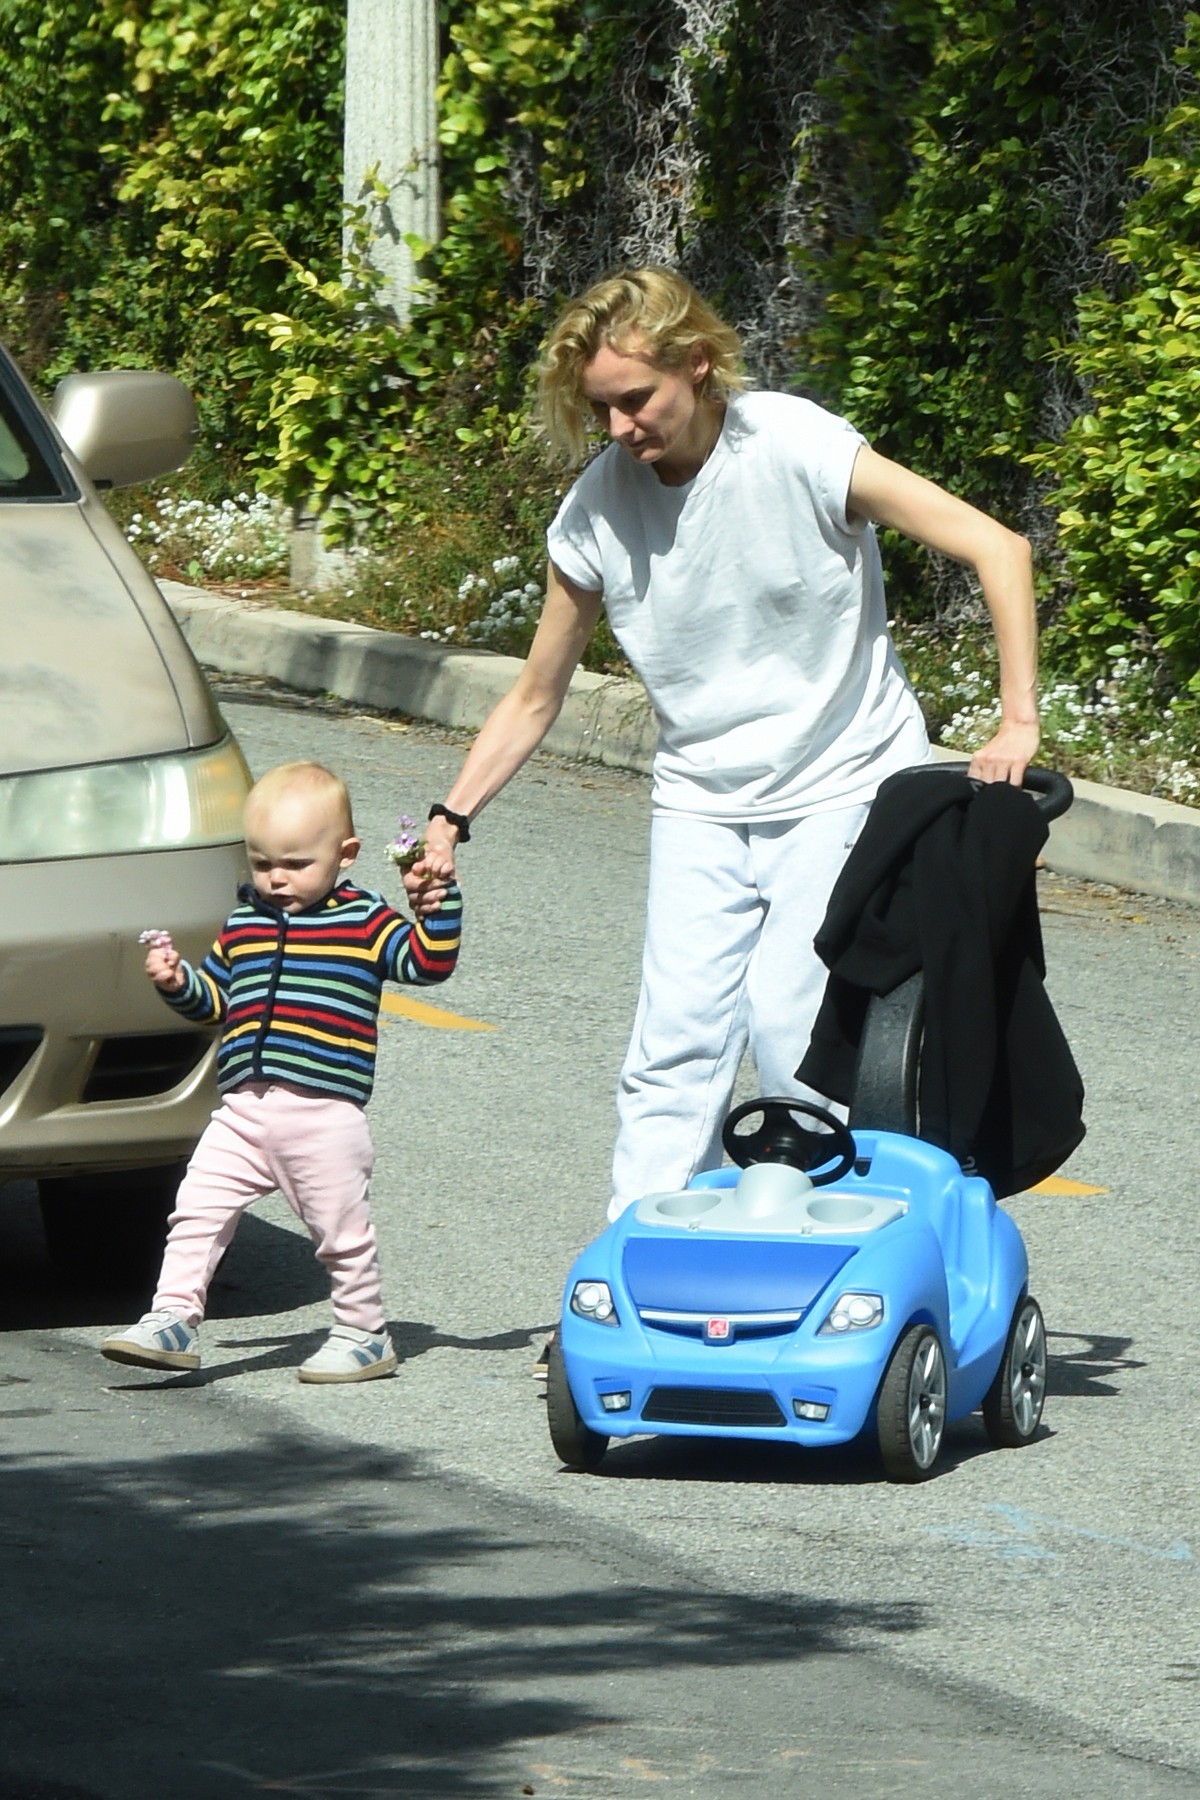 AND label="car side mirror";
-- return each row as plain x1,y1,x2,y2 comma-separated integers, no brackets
49,369,199,489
